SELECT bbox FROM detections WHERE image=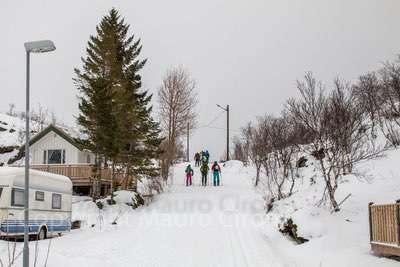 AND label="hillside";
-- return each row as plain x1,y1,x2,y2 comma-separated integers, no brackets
0,112,81,166
254,148,400,266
